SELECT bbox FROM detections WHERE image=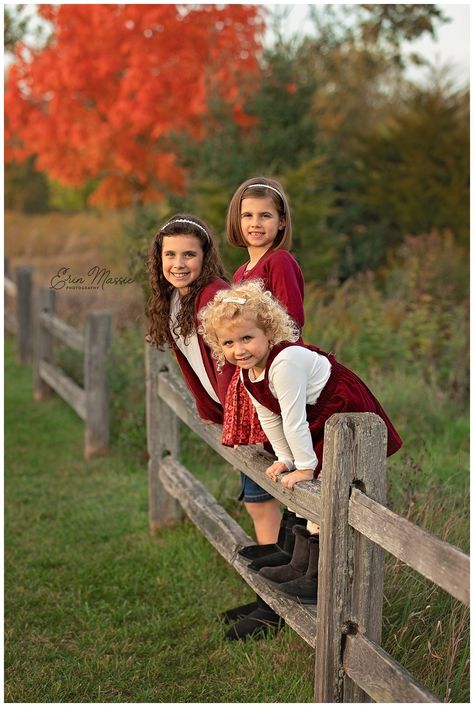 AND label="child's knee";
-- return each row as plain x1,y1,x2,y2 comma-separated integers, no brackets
244,498,279,520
